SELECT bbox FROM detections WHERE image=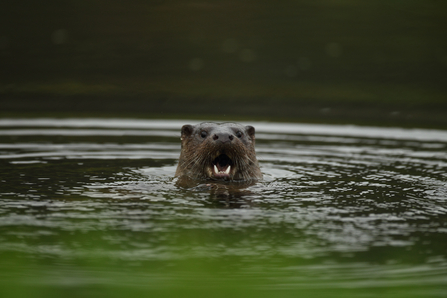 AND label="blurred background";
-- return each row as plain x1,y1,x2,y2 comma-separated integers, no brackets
1,3,447,297
1,0,446,126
